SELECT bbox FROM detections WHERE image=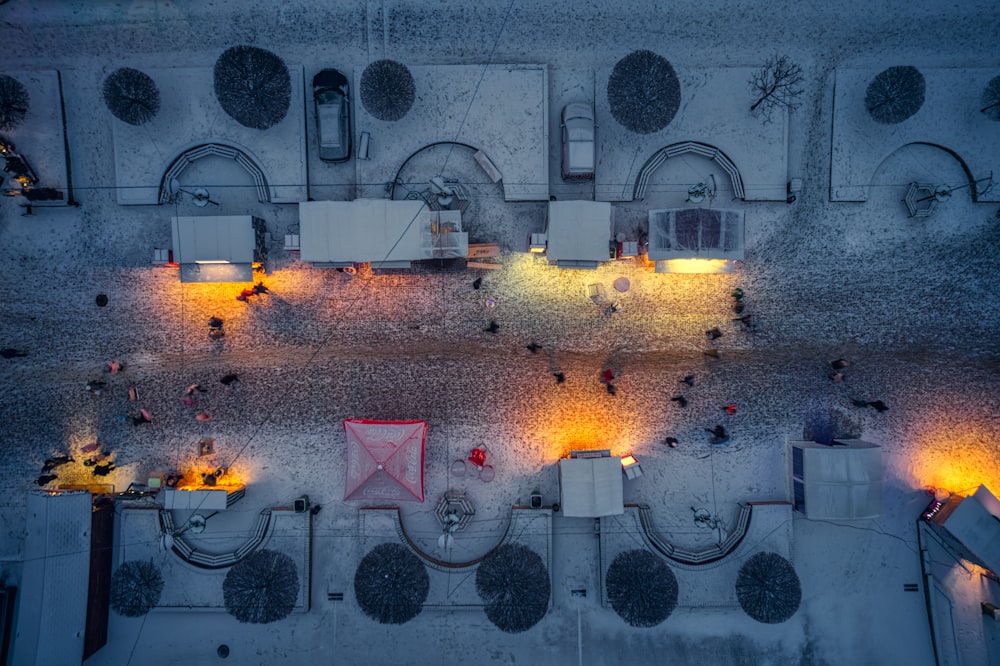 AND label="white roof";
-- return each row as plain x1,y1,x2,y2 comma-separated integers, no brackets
171,215,255,264
545,201,612,264
939,485,1000,574
792,440,883,520
13,492,92,666
300,199,449,265
559,455,624,518
648,208,745,261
